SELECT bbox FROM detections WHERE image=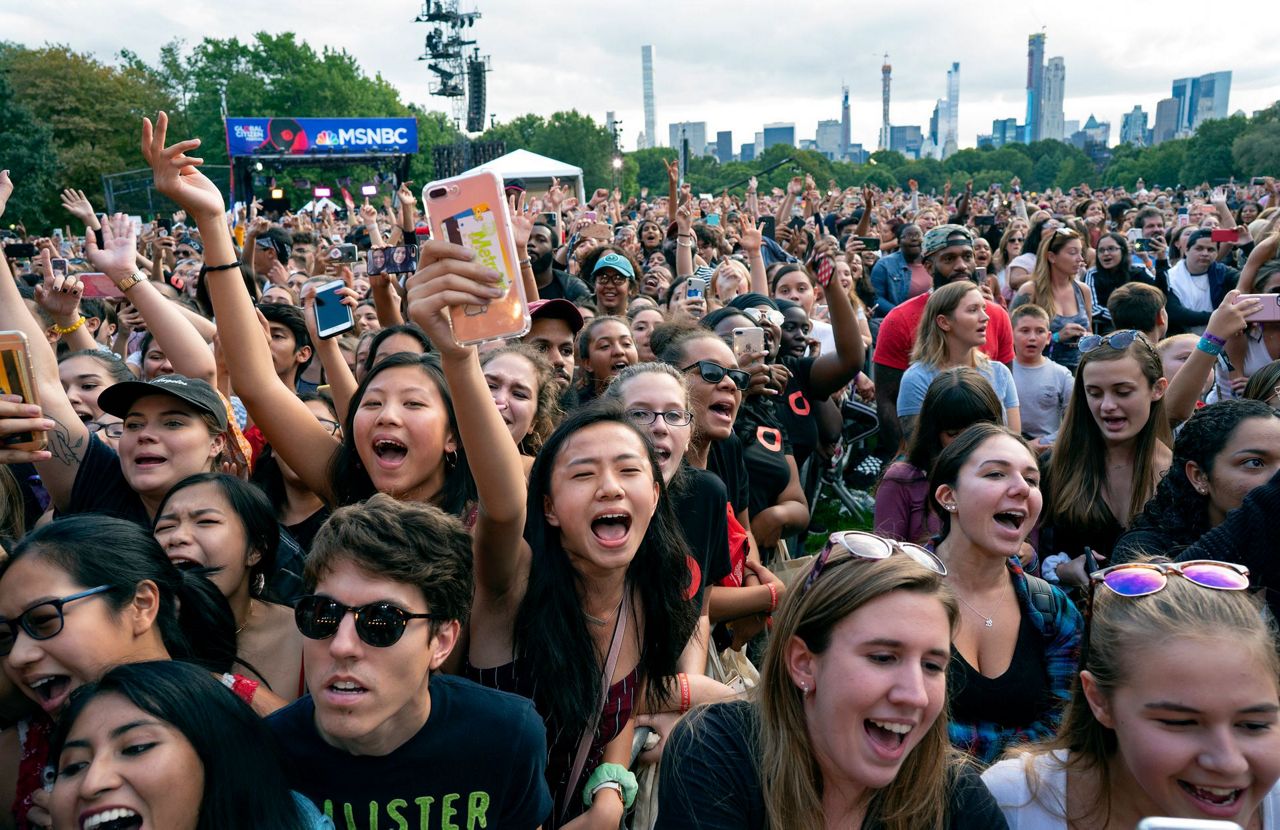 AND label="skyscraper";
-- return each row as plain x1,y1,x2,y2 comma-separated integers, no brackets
1041,57,1065,141
1152,97,1179,145
715,131,733,163
943,62,959,158
763,123,796,149
879,55,892,151
641,45,656,149
816,119,842,159
889,125,923,160
840,85,851,160
1025,33,1046,143
1172,71,1232,135
668,122,707,158
1120,106,1149,146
